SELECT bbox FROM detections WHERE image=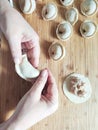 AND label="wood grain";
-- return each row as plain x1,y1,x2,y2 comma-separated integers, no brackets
0,0,98,130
